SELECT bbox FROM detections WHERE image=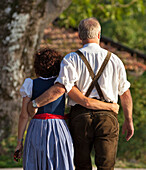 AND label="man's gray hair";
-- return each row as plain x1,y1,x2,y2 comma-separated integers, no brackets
78,17,101,40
